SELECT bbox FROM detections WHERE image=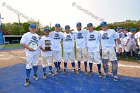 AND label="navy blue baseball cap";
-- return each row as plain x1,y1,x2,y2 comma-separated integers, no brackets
76,22,82,26
29,24,36,28
124,28,129,31
116,27,122,30
100,22,108,27
44,28,50,32
65,25,70,29
87,23,93,27
55,23,61,27
130,28,136,32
